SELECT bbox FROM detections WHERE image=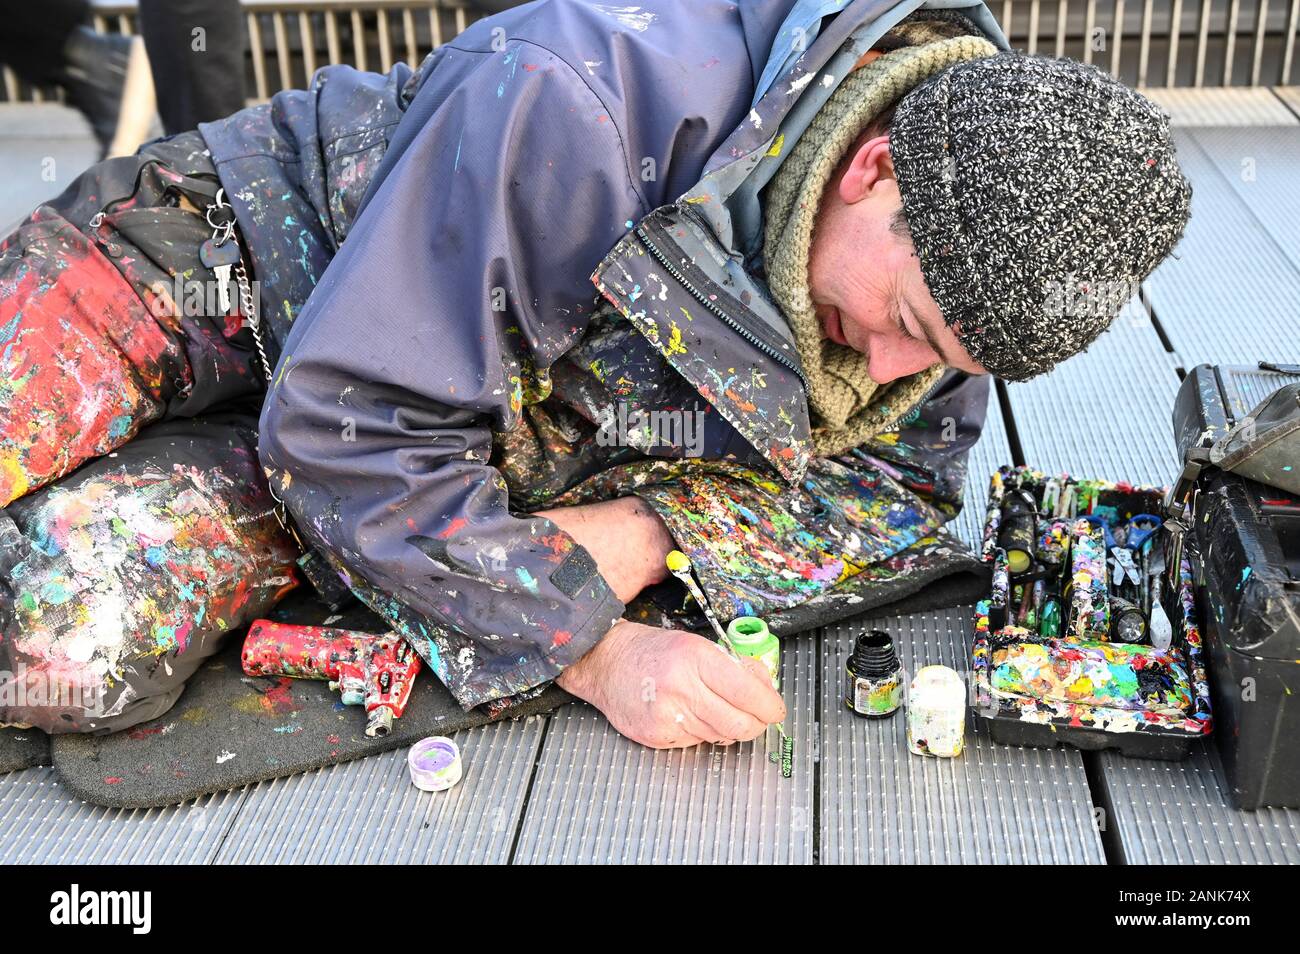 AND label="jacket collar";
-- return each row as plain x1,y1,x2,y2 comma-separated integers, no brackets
590,2,1009,483
591,204,813,483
